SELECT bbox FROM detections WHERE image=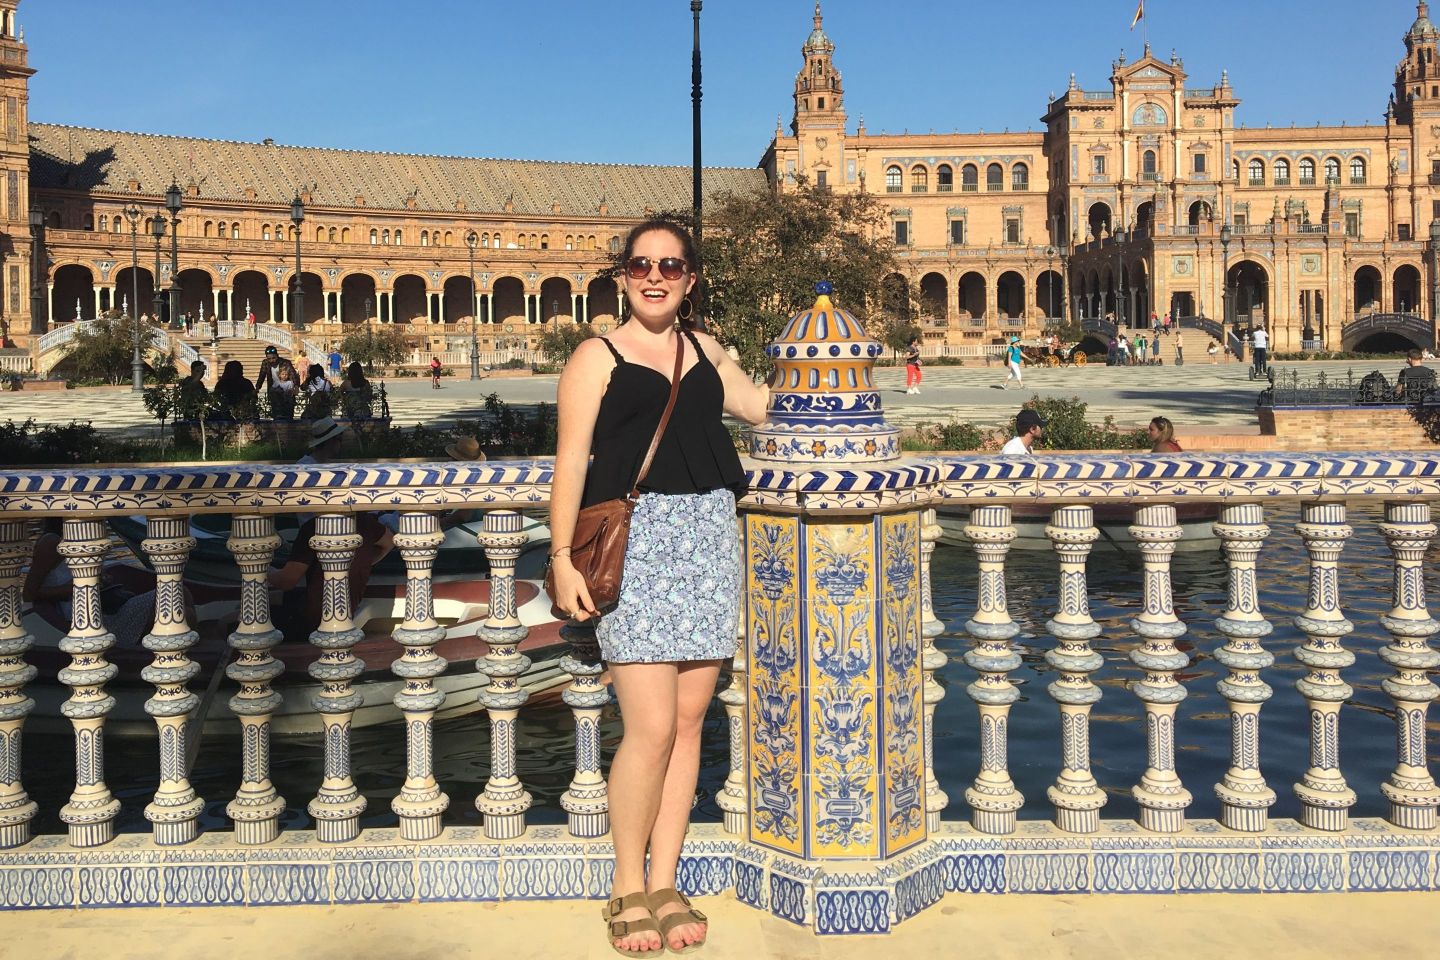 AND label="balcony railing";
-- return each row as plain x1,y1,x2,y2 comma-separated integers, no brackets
3,453,1440,915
